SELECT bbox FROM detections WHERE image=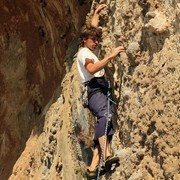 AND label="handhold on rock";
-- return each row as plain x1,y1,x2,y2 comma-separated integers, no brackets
145,11,169,33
